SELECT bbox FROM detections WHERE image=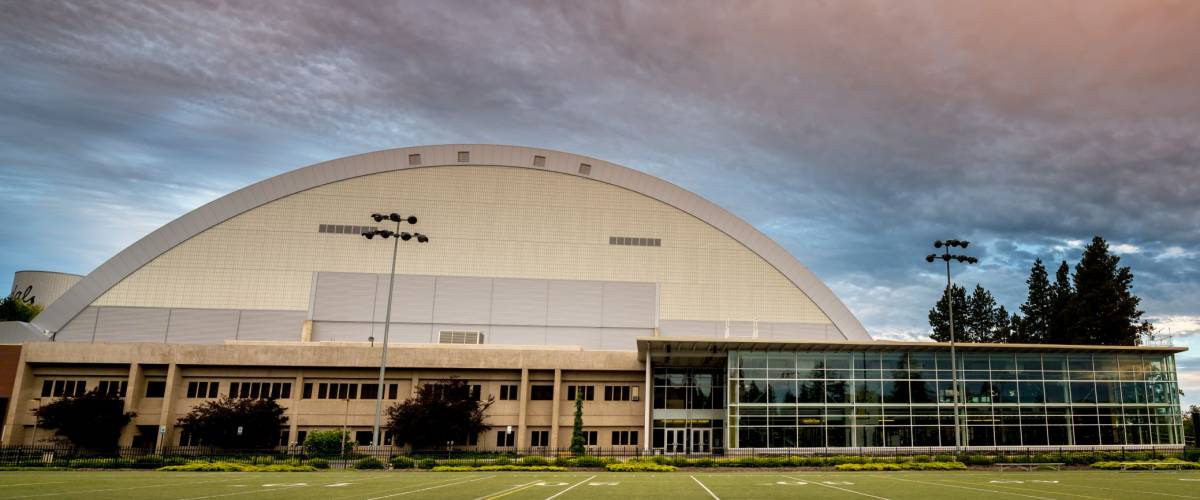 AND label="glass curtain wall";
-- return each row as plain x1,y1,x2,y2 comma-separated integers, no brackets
727,350,1181,449
652,368,726,452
